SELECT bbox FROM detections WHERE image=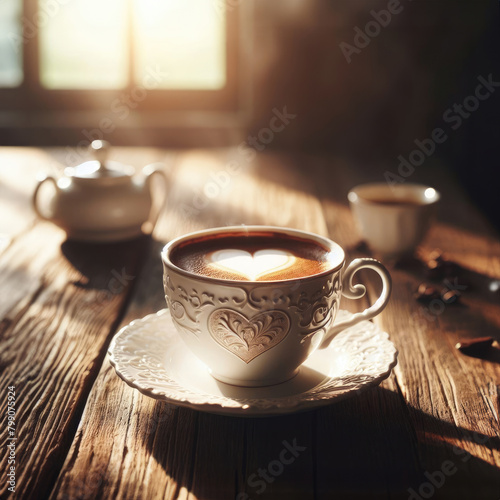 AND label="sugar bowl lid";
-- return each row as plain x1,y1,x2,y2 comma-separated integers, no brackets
65,140,135,179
